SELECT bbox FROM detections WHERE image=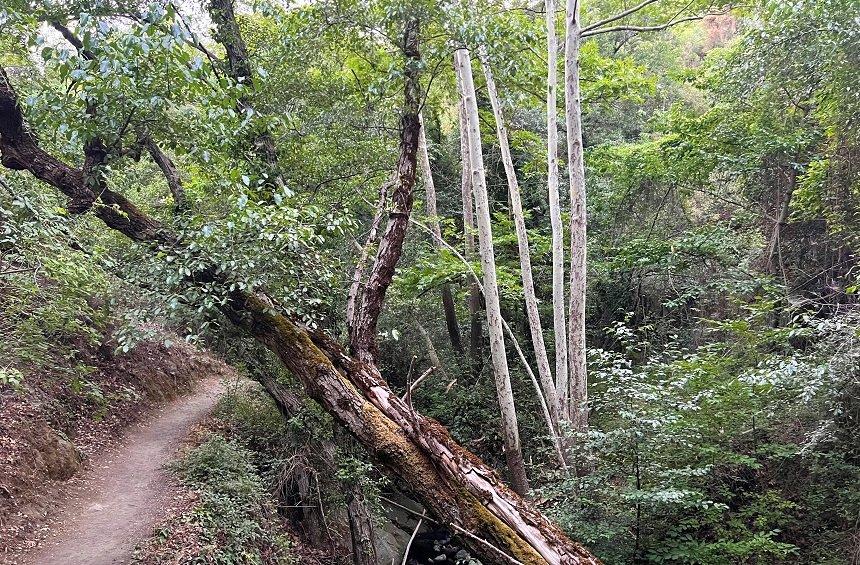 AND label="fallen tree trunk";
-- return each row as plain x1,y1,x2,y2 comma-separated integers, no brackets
0,40,599,565
229,295,598,564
